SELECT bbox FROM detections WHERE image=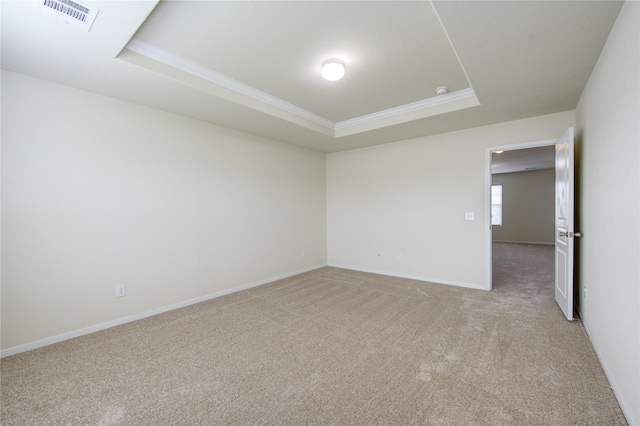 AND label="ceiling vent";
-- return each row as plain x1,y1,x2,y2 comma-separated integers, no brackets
35,0,99,32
